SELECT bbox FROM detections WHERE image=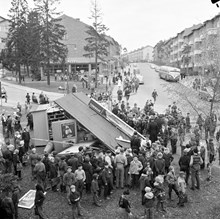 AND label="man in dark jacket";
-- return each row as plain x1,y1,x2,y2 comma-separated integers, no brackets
179,149,190,184
130,131,141,154
148,118,159,143
69,185,82,218
34,184,46,219
1,192,15,219
101,162,113,199
154,152,165,176
21,127,30,153
118,190,132,218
